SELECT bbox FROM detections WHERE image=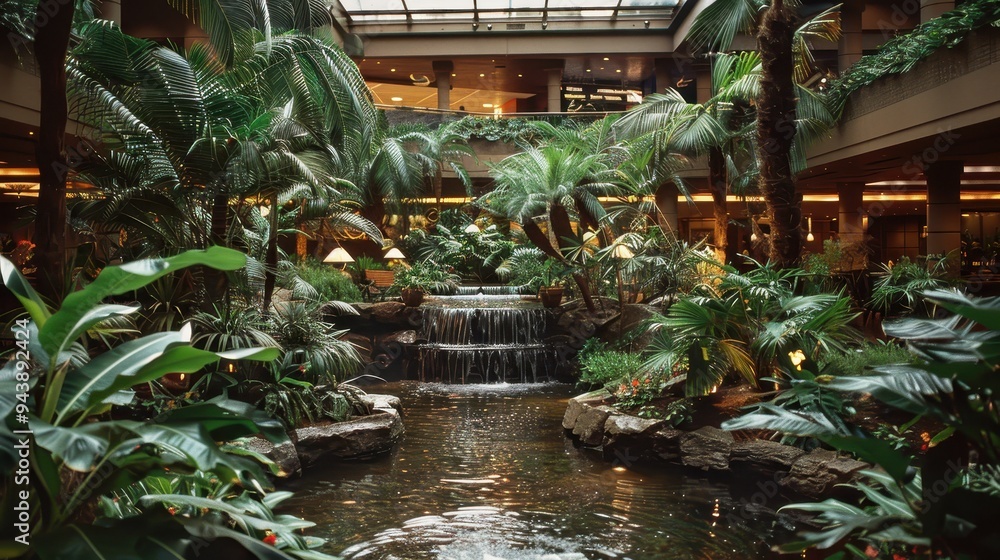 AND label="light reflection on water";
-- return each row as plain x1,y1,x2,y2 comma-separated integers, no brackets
282,382,785,559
